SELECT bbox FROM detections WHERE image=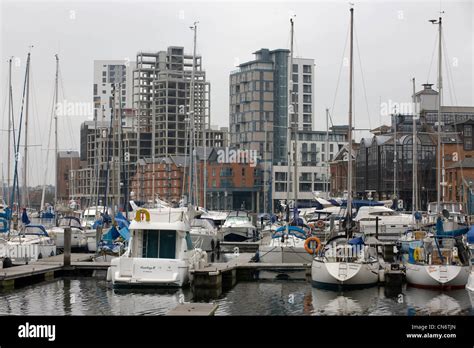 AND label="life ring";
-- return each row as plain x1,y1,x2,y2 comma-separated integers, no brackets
315,220,325,229
135,208,150,222
413,247,422,262
304,236,321,255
